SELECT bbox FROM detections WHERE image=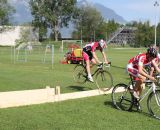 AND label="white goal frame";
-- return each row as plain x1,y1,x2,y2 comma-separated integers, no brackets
61,40,83,53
